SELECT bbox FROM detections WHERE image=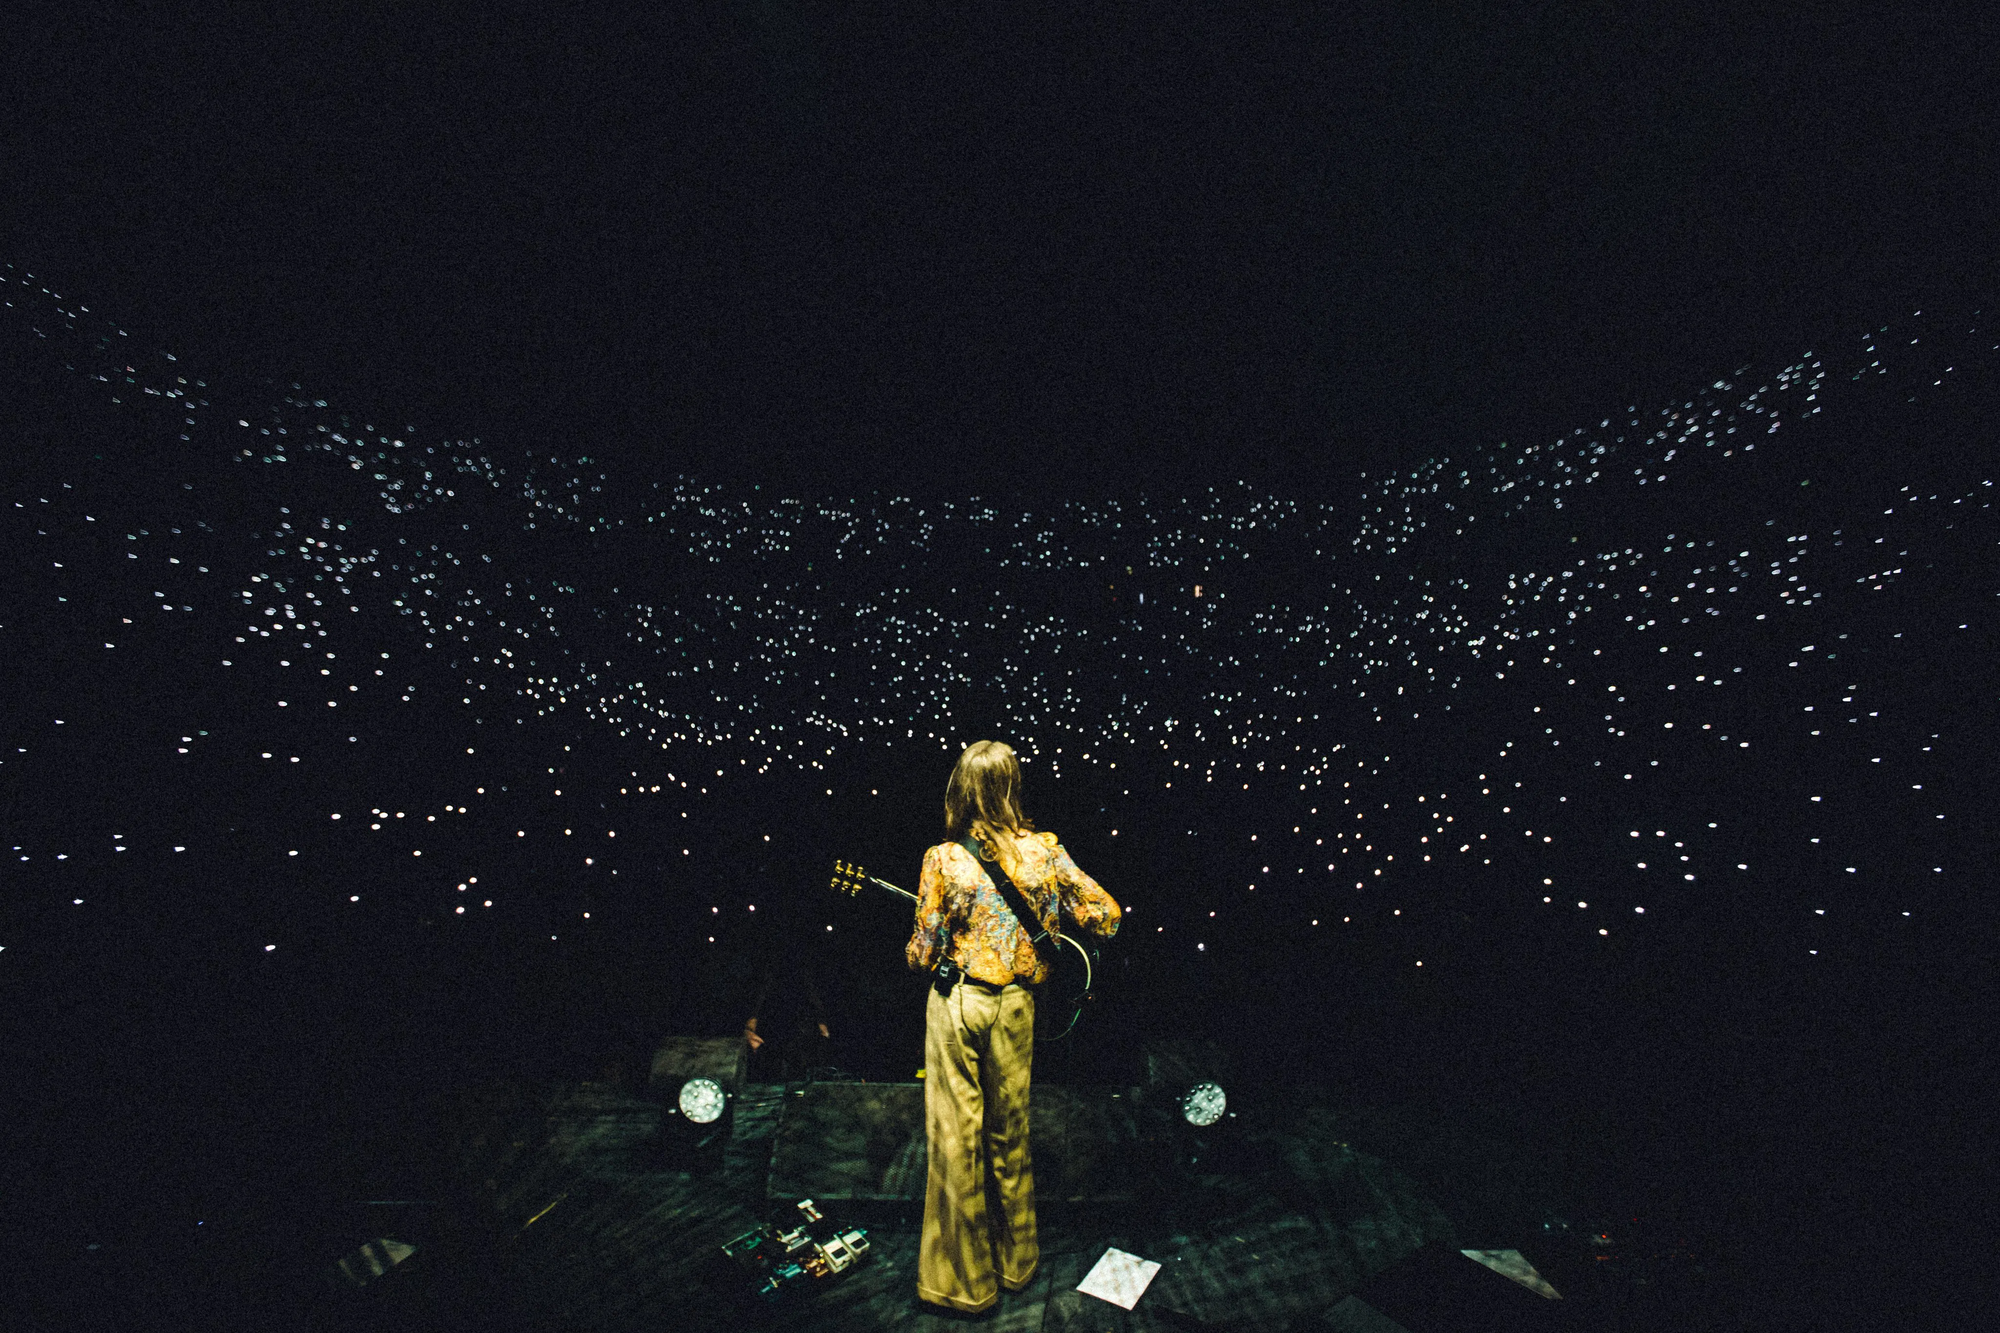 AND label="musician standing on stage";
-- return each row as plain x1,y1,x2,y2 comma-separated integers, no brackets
905,740,1121,1315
